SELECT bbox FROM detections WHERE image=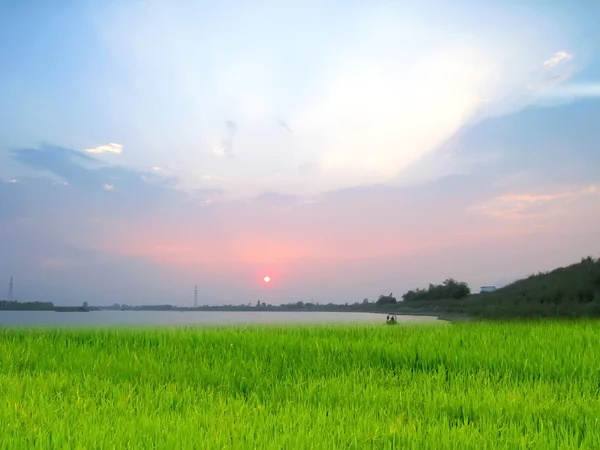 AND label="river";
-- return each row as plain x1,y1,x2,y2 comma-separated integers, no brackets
0,310,441,327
